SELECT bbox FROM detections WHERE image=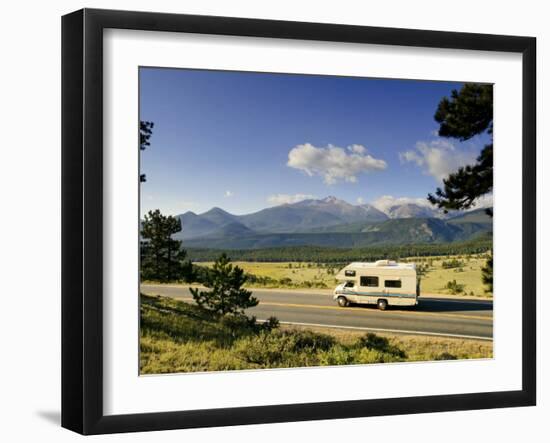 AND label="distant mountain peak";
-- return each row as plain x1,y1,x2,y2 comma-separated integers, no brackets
359,203,385,212
292,196,347,207
373,202,440,219
321,195,340,203
203,206,230,215
358,203,377,209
